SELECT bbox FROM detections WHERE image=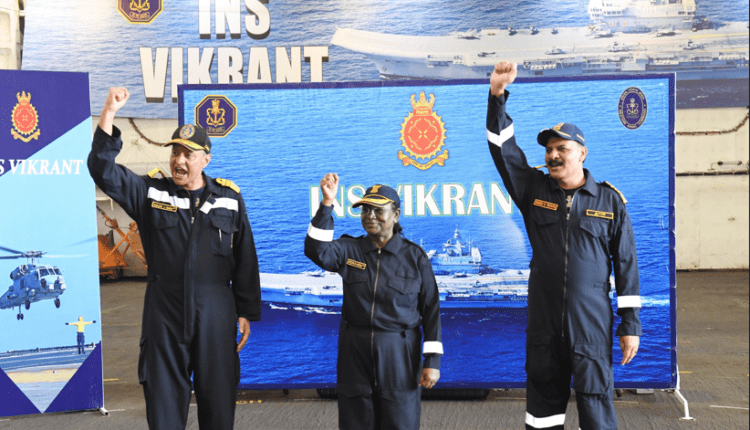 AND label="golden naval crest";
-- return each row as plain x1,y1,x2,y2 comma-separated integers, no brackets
206,99,226,127
11,91,41,143
398,92,448,170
